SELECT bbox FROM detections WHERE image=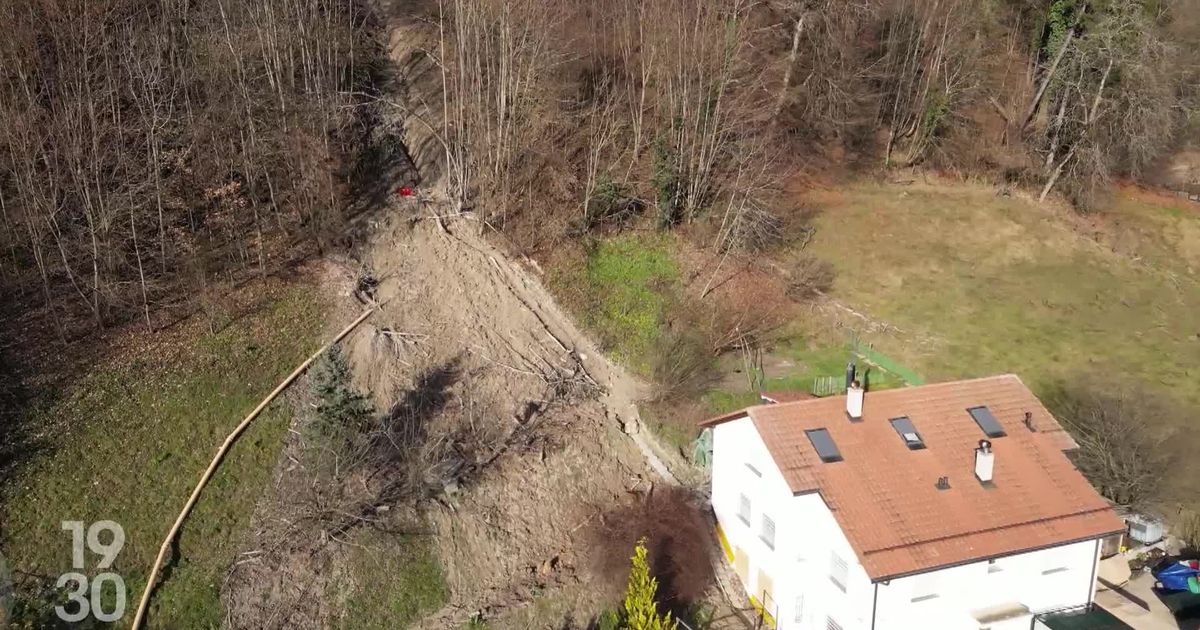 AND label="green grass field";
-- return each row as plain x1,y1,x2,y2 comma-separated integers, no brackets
803,181,1200,405
0,284,326,628
704,340,911,415
550,234,678,375
337,530,447,629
